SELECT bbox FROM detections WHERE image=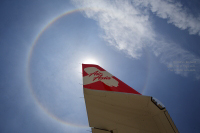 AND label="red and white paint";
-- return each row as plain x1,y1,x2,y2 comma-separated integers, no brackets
83,67,119,87
82,64,141,95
